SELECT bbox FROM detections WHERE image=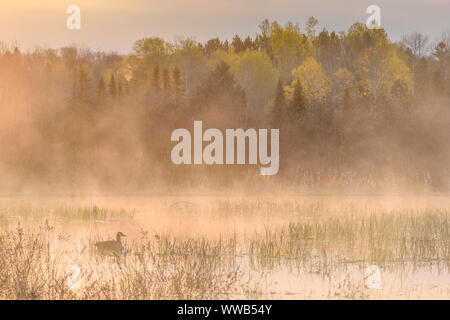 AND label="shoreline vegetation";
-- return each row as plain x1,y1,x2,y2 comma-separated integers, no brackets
0,198,448,299
0,18,448,193
0,17,449,299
